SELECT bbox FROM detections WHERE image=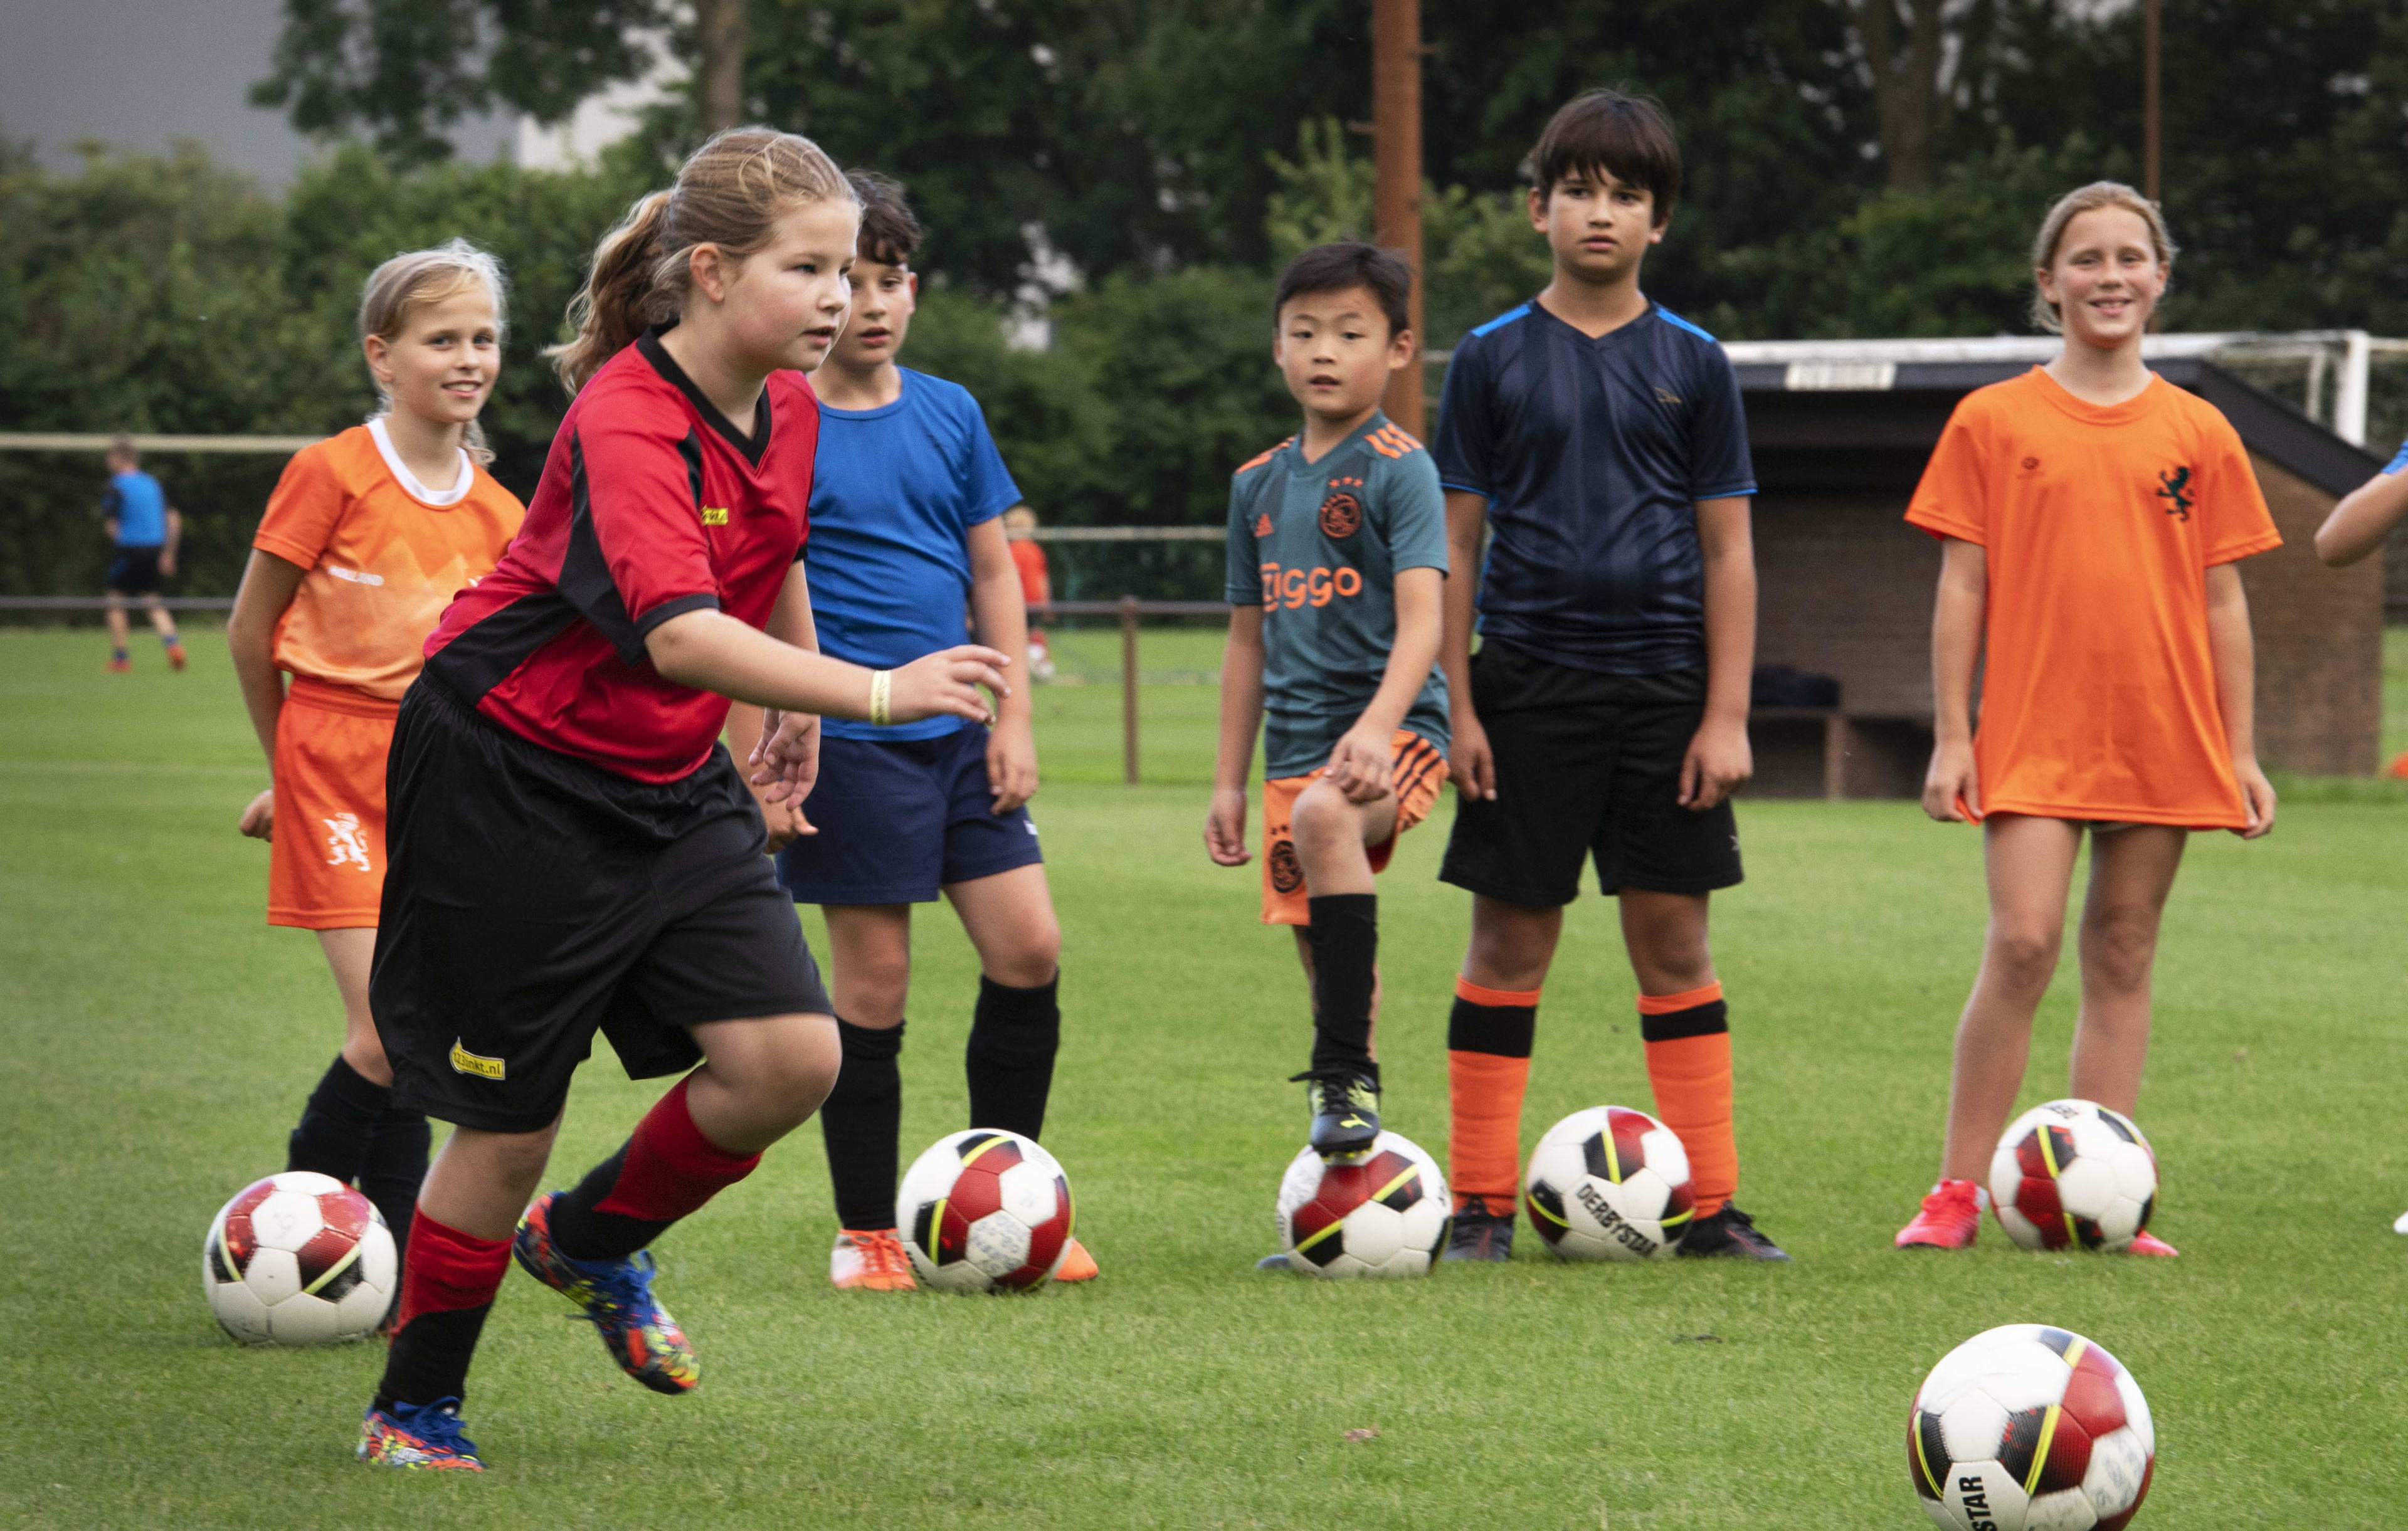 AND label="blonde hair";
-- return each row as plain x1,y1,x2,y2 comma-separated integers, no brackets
359,238,509,464
2030,181,2178,333
550,127,857,393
